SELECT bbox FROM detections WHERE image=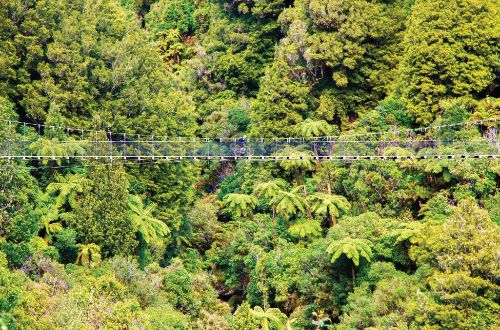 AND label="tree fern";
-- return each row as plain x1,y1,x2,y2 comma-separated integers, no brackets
250,306,287,330
270,187,307,219
253,179,287,200
327,237,372,285
278,147,315,173
308,192,350,225
128,195,170,244
75,243,101,268
288,218,322,239
129,195,170,268
39,205,63,241
391,222,423,245
45,173,89,209
277,147,315,185
222,193,258,218
295,119,333,137
327,237,372,266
